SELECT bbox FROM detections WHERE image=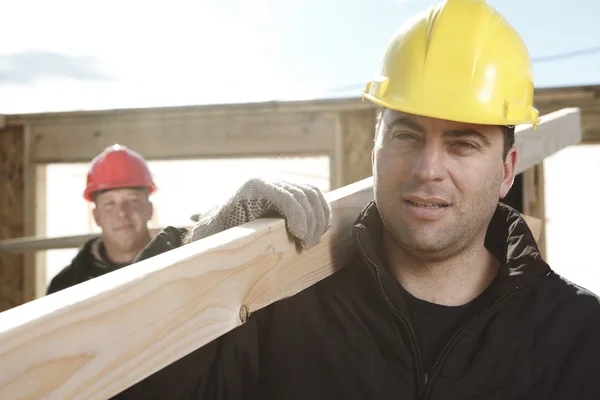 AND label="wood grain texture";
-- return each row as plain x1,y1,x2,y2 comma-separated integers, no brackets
514,108,581,173
0,178,374,400
0,227,190,253
0,108,580,400
29,110,336,163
